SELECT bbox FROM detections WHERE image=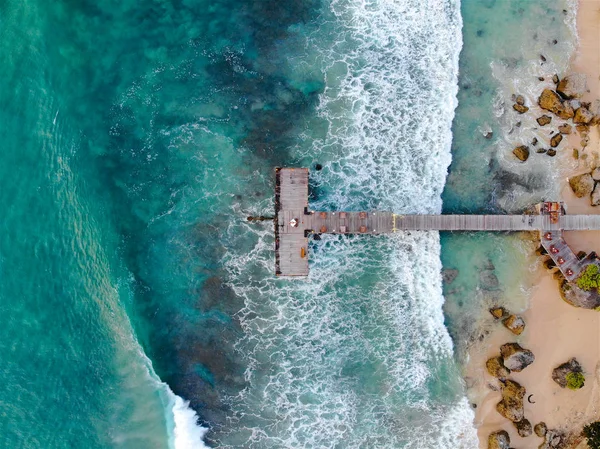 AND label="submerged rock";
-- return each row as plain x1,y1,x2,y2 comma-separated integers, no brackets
547,149,557,157
496,379,526,422
442,268,459,284
539,89,575,120
537,115,552,126
487,356,510,380
480,270,500,290
552,358,583,388
557,73,587,99
534,421,548,437
550,133,563,148
537,148,548,154
558,123,572,134
513,418,533,437
516,95,525,105
502,315,525,335
488,430,511,449
569,173,595,198
500,342,535,372
513,145,530,162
